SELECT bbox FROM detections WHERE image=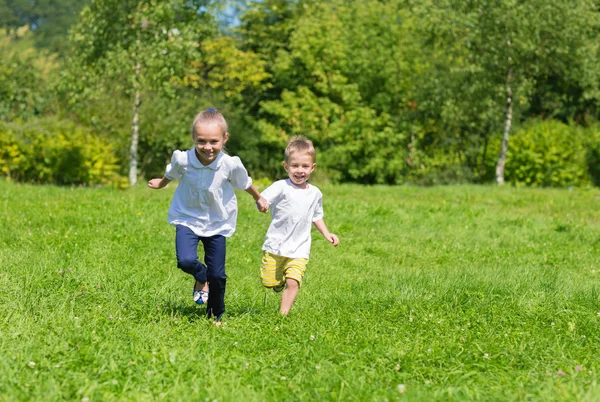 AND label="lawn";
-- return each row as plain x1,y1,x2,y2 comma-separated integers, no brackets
0,179,599,401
